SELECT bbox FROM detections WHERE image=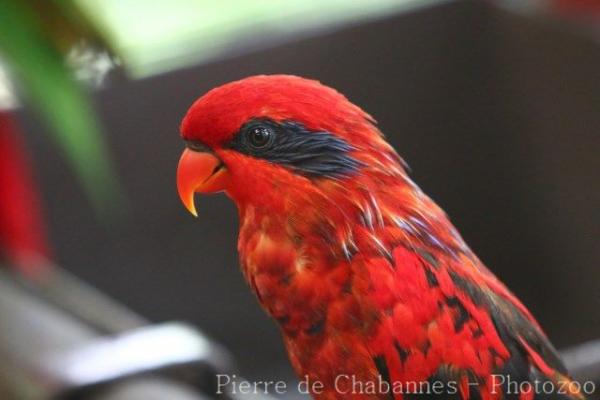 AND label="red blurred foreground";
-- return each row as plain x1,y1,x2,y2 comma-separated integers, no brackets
0,111,50,275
